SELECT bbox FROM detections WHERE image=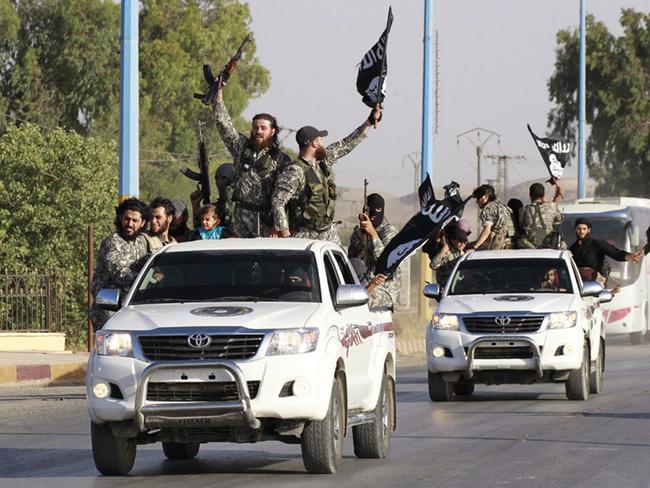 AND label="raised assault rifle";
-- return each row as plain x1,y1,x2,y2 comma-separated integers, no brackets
181,121,211,205
194,34,251,105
